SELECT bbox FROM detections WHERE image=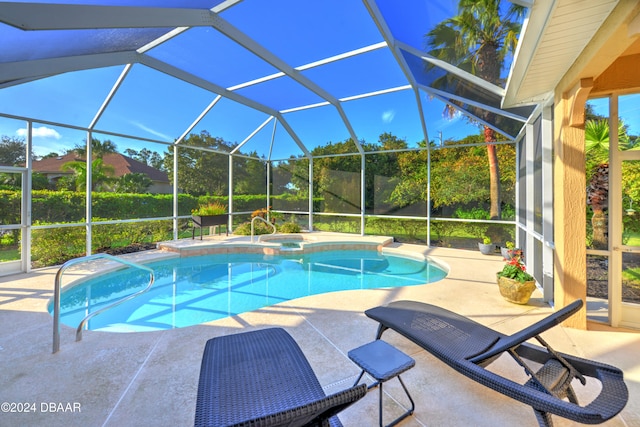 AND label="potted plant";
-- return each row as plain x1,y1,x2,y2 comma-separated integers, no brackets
501,241,516,259
478,236,494,255
191,202,228,239
251,206,282,224
496,249,536,304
